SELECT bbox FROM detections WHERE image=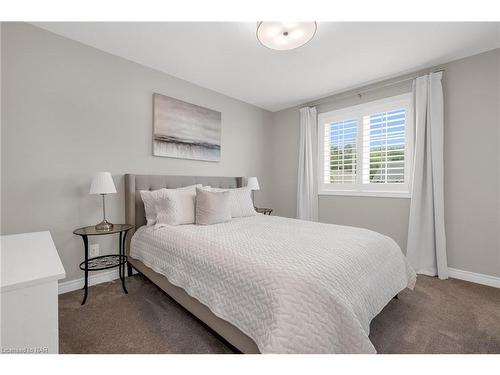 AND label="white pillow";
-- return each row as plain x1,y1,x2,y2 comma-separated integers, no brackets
195,188,232,225
209,187,256,218
140,184,201,226
155,189,198,227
